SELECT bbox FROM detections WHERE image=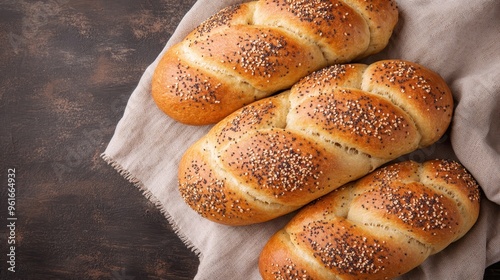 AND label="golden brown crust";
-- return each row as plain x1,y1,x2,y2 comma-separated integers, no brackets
186,3,253,40
178,137,297,225
420,159,481,241
152,0,399,125
259,159,481,279
220,129,332,205
361,60,454,147
178,59,455,225
291,64,368,98
289,87,420,159
187,25,325,92
151,44,261,125
219,128,371,207
342,0,399,58
259,230,333,280
254,0,371,63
